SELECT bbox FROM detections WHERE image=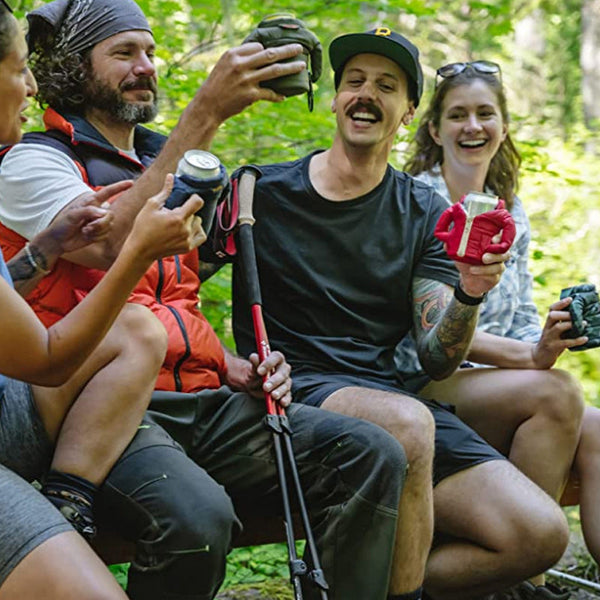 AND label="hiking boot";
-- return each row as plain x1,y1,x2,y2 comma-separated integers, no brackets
43,488,97,541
